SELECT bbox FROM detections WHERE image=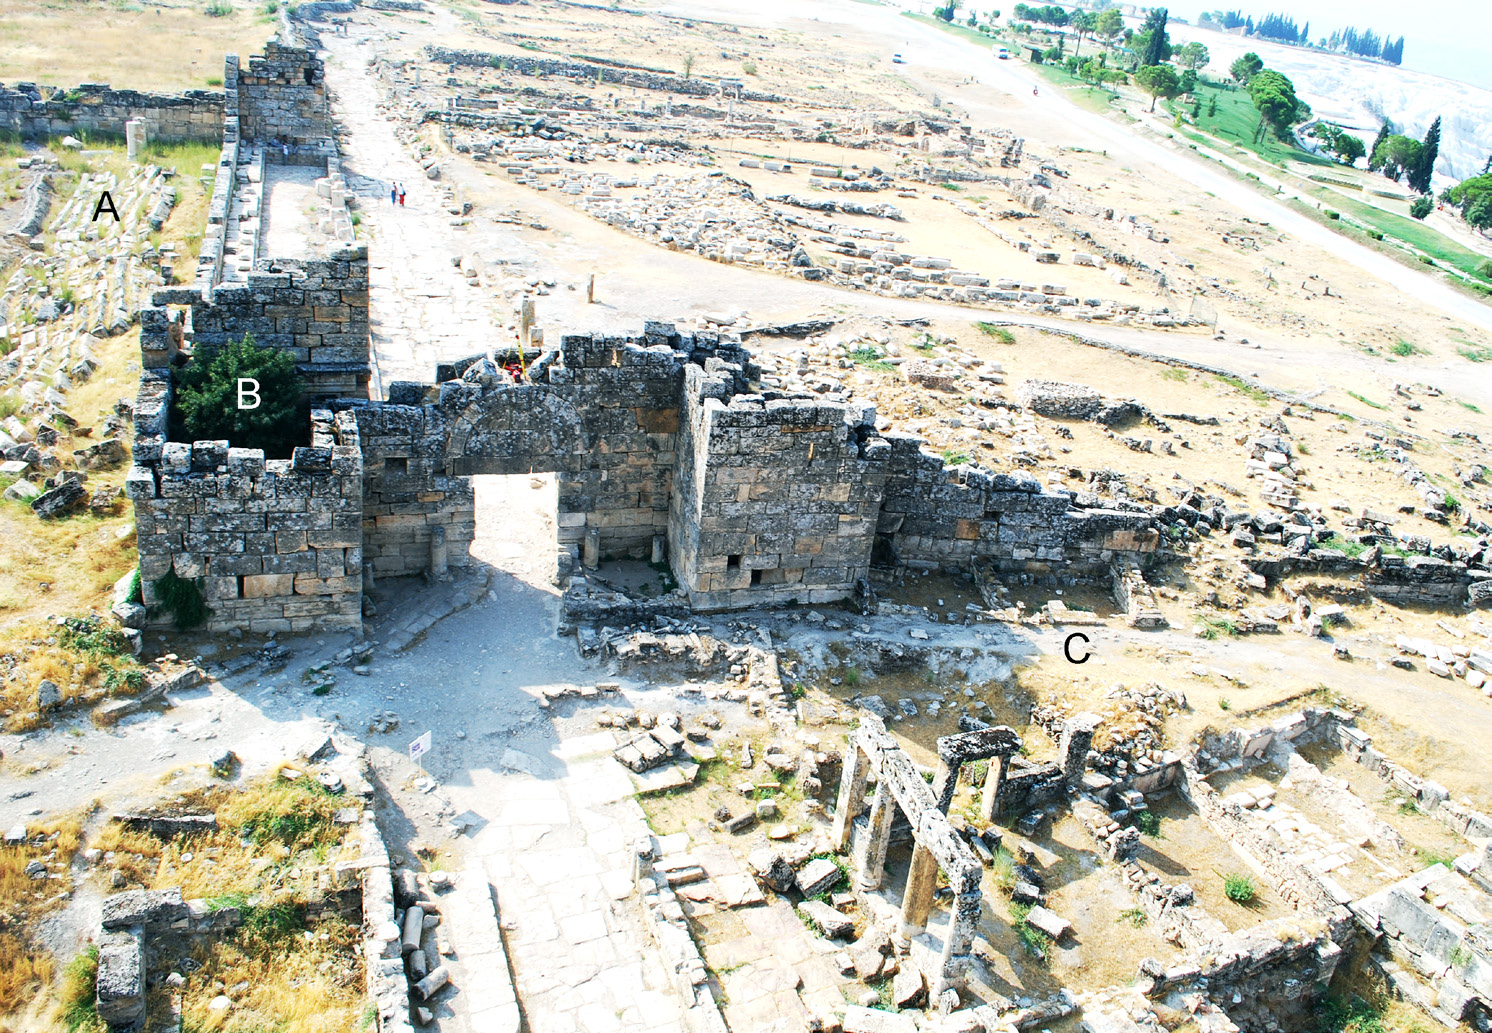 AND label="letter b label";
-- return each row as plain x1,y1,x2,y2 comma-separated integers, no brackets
237,378,262,410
